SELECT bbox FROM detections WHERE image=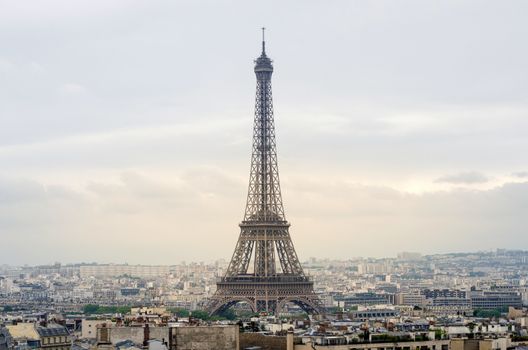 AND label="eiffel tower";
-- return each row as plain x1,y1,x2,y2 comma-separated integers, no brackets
207,29,323,316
